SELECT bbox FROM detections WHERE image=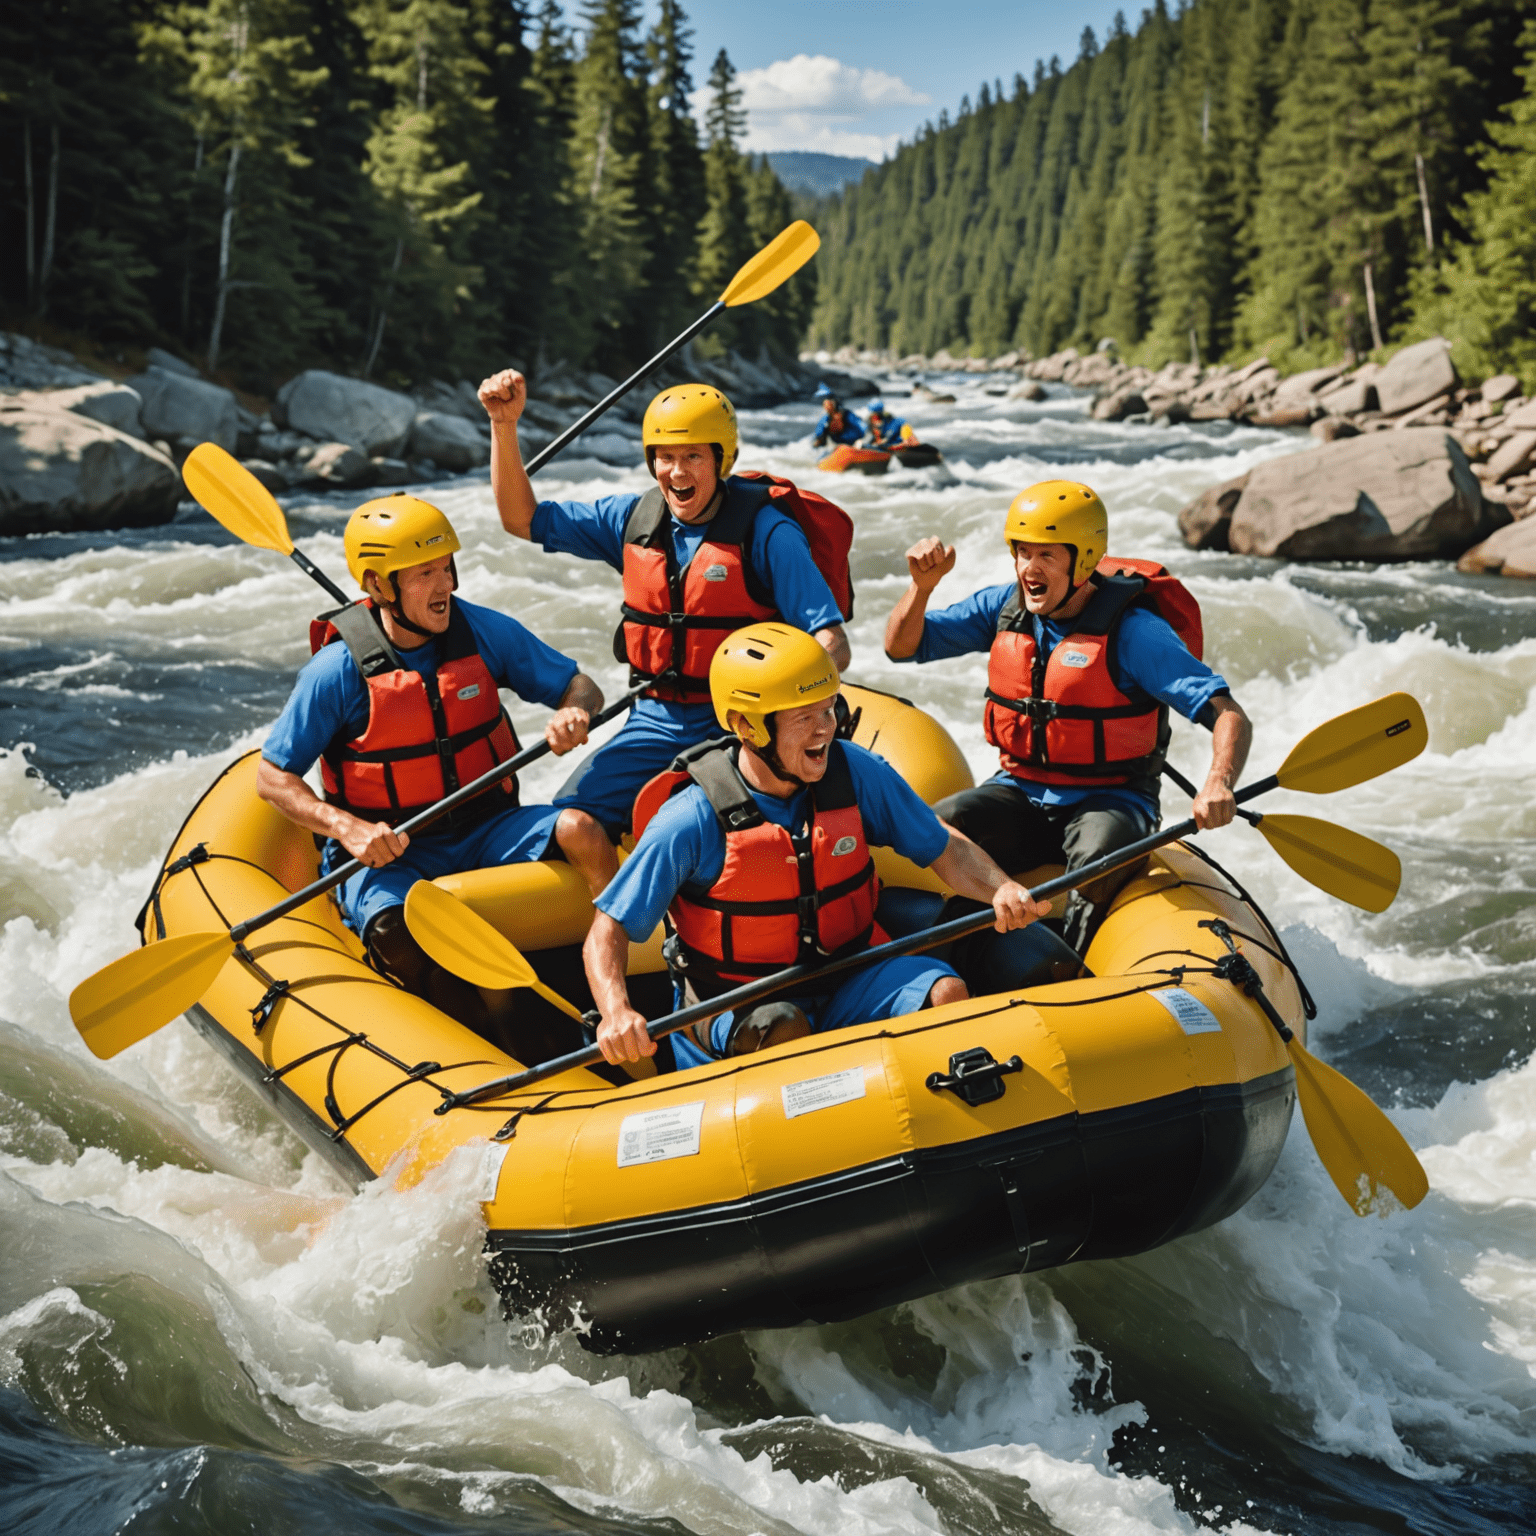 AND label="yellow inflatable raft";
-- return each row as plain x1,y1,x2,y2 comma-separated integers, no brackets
142,685,1302,1354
